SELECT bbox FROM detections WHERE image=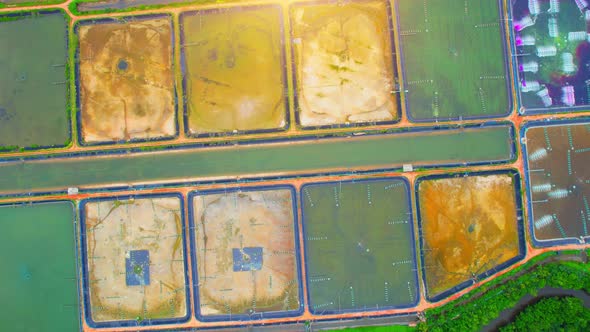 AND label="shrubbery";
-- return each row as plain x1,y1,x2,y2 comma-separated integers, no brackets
419,253,590,332
500,296,590,331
